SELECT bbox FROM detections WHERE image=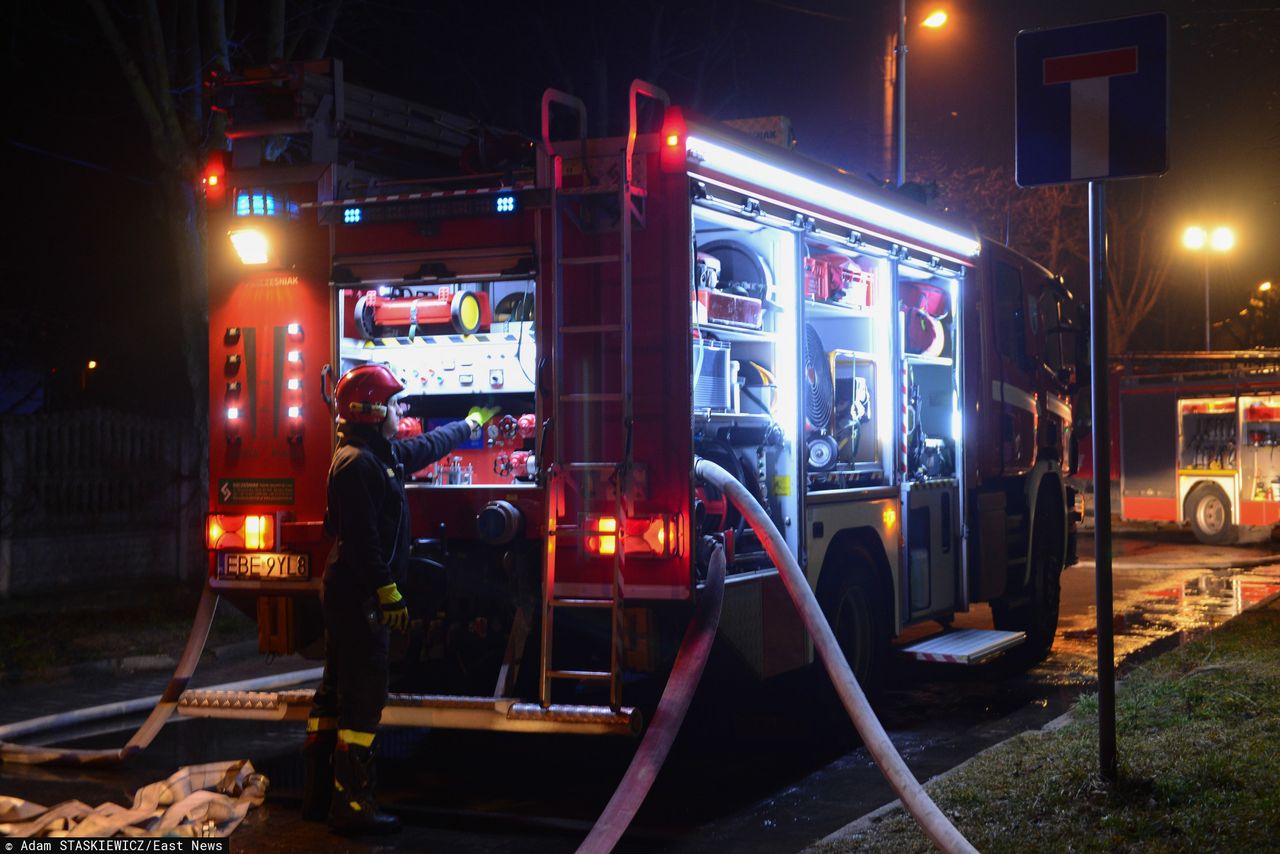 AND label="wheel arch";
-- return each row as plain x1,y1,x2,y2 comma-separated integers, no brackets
1179,476,1237,525
815,526,896,634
